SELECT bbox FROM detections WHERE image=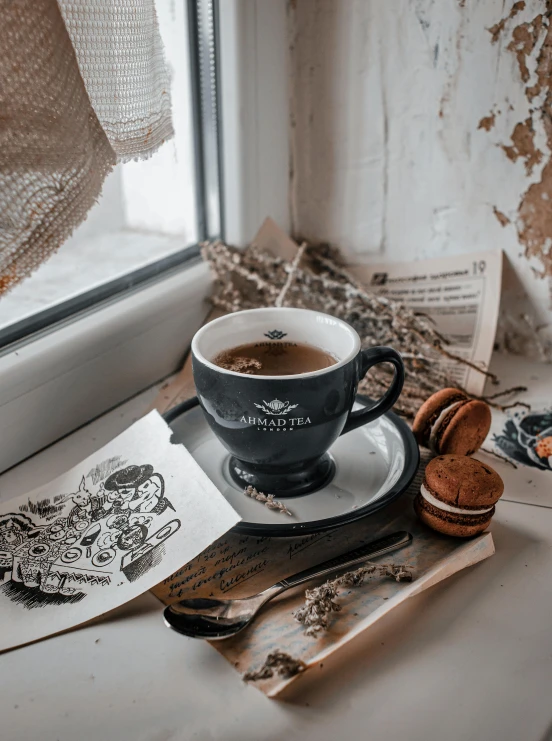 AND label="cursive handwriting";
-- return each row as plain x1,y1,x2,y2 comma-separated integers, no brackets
287,533,327,560
220,559,270,593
